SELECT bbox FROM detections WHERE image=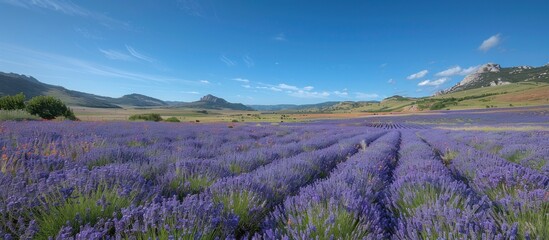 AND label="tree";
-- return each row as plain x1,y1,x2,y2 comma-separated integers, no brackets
26,96,74,120
0,93,26,110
